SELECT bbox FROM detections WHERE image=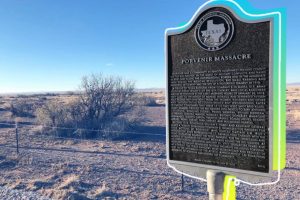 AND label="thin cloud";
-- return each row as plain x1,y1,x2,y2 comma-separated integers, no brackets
105,63,114,67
